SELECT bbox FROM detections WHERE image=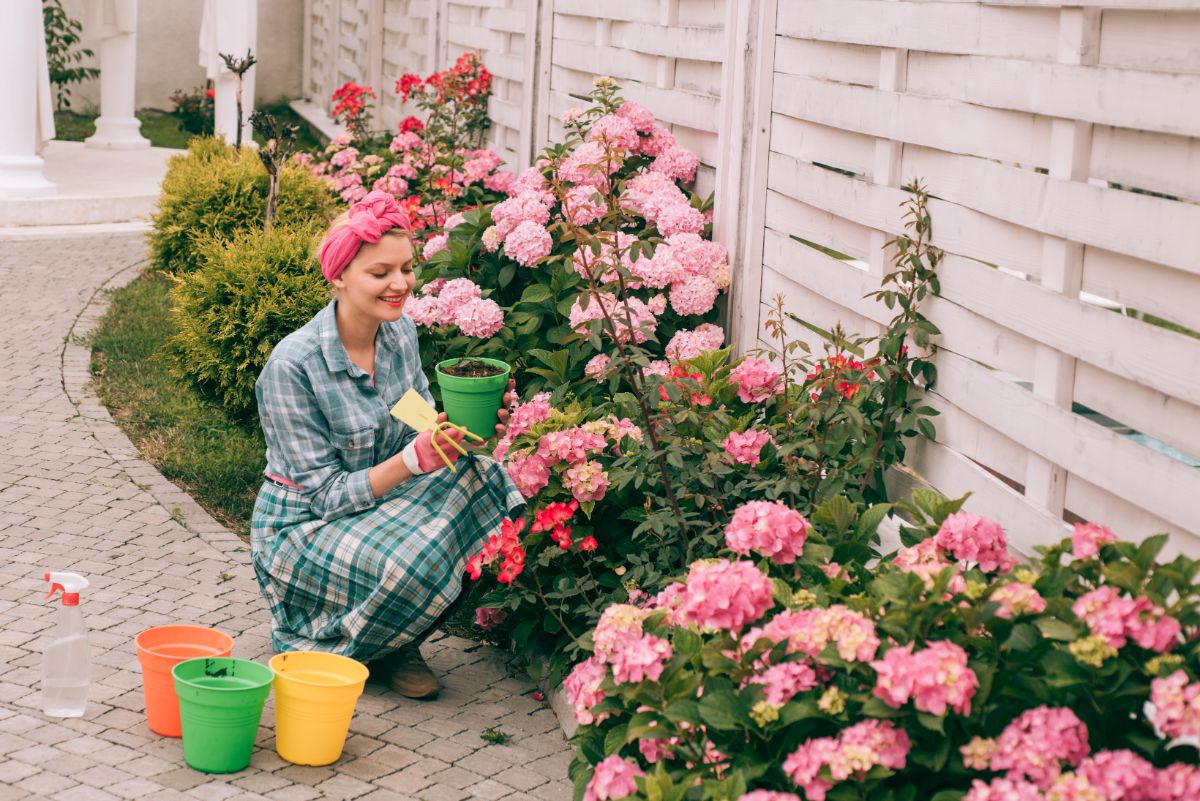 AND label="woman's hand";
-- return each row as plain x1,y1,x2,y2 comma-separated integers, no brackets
493,379,517,441
412,412,469,471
